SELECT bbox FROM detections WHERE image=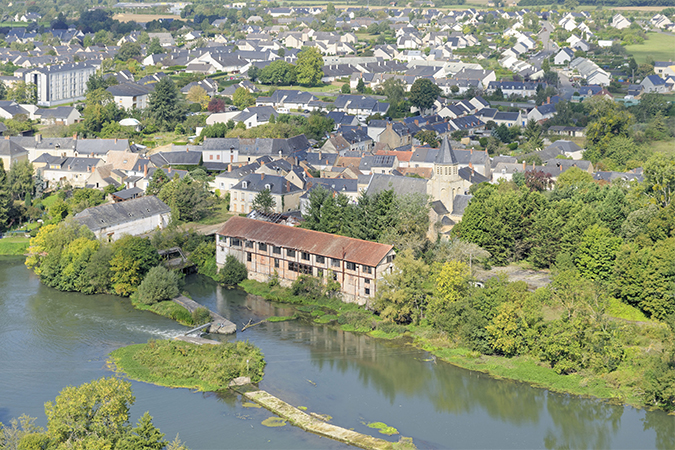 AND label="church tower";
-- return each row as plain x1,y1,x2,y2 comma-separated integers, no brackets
431,136,460,207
